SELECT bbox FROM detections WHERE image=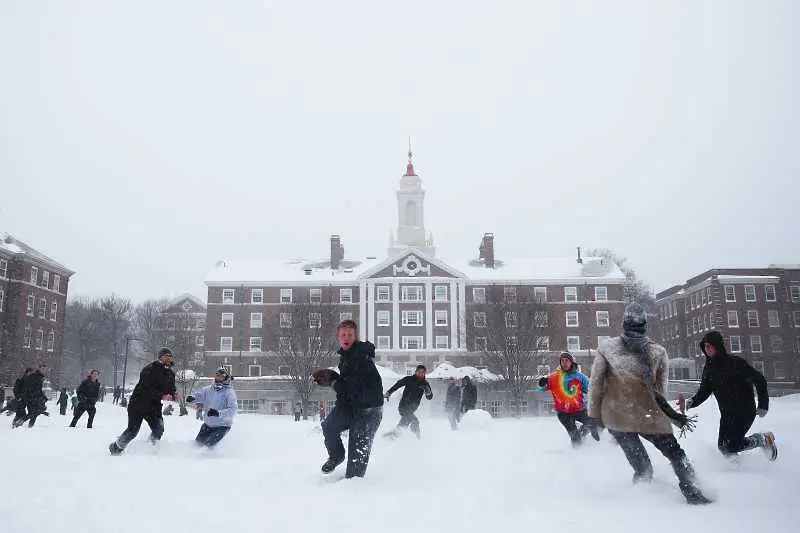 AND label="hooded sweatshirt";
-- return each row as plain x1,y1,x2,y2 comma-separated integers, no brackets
189,382,237,428
689,331,768,416
333,340,384,409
